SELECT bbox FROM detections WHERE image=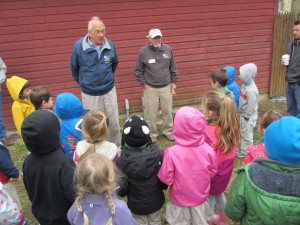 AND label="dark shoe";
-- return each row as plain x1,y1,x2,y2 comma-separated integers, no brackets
163,134,174,141
236,148,248,158
2,134,19,146
2,138,14,146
